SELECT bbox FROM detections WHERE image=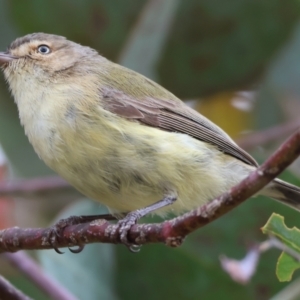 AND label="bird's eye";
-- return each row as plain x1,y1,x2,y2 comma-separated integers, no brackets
37,45,51,55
